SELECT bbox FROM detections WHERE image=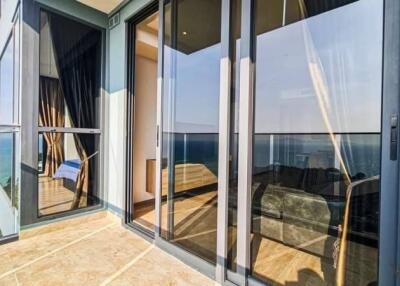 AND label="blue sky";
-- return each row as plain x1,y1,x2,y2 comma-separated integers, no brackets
162,0,383,135
0,36,14,125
